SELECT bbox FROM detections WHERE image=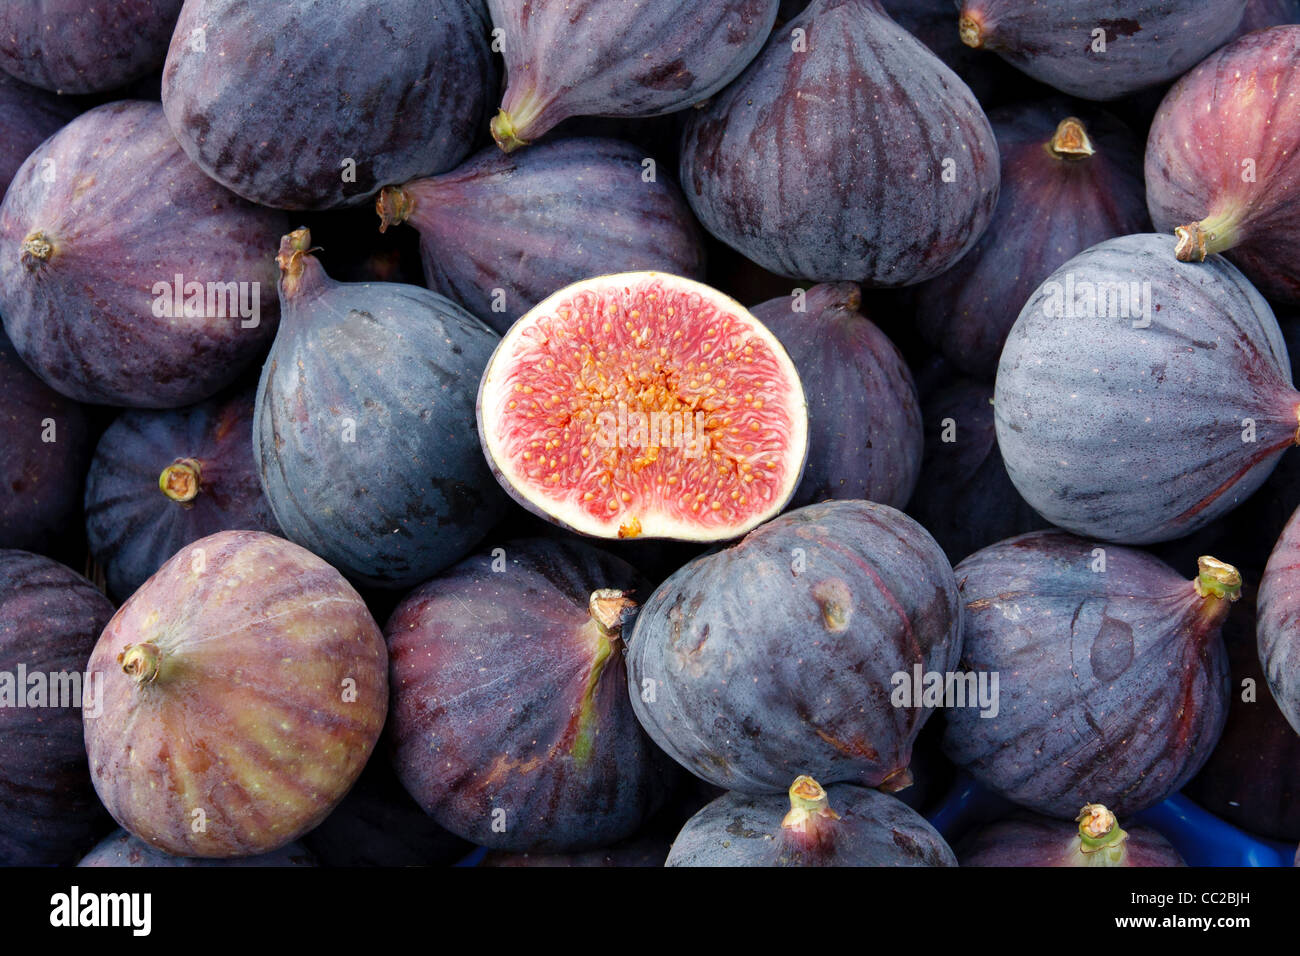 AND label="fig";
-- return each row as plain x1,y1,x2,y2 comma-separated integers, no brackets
0,550,114,865
1146,26,1300,306
386,538,677,852
750,283,923,510
1233,0,1300,36
78,830,315,868
994,233,1300,545
942,531,1235,819
376,137,707,334
477,272,809,542
0,1,182,94
1258,504,1300,736
0,72,79,196
915,102,1149,381
83,530,388,858
485,0,779,152
626,500,962,793
958,804,1185,867
956,0,1246,101
84,384,282,602
679,0,1000,286
665,776,957,867
162,0,496,210
0,101,287,408
1,331,92,555
255,229,505,589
